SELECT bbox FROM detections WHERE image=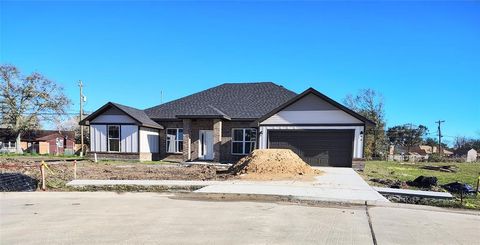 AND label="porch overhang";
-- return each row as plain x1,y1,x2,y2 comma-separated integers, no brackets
176,115,231,120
